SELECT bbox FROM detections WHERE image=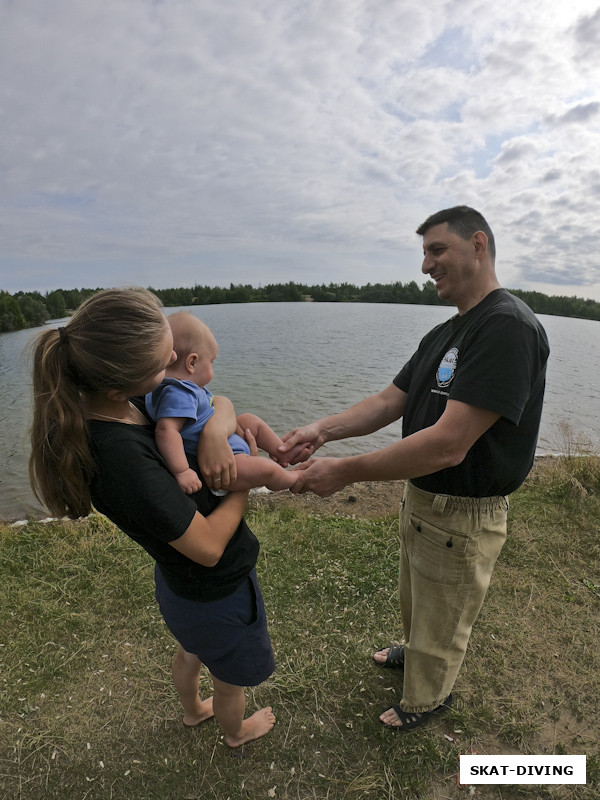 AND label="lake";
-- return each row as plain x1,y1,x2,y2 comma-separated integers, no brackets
1,302,599,522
